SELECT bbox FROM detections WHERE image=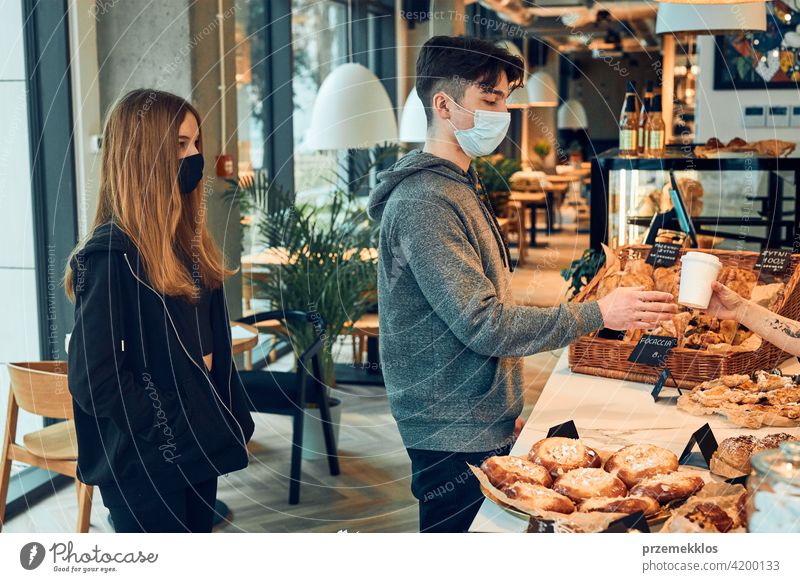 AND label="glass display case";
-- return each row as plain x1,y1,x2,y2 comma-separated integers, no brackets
590,147,800,252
